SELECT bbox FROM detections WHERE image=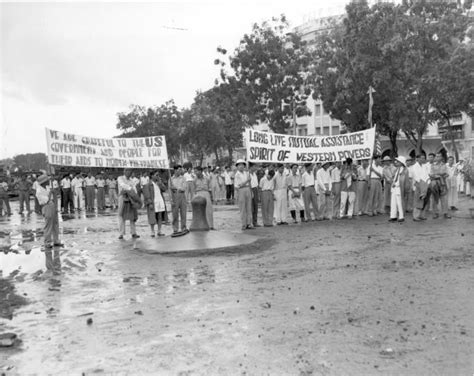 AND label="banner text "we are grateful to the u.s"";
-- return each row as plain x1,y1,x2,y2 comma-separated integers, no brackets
245,128,376,163
46,128,169,169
